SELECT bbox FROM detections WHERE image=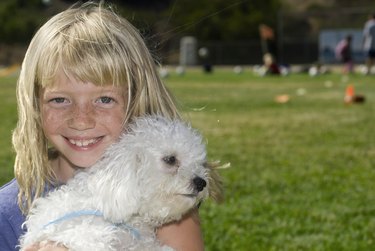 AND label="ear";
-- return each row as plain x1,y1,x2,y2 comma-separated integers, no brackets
88,148,142,223
205,161,228,203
